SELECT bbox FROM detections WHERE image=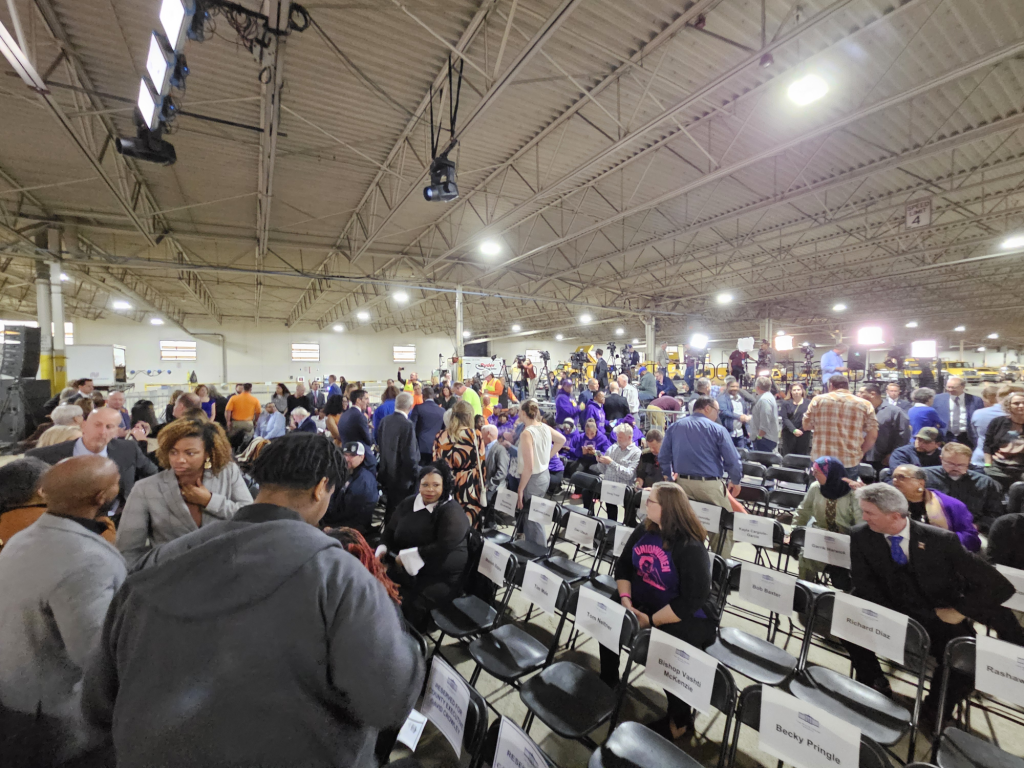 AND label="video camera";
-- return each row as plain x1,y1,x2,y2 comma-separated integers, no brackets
570,351,589,370
539,350,550,362
515,354,527,364
884,346,907,370
800,341,816,374
606,341,617,357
